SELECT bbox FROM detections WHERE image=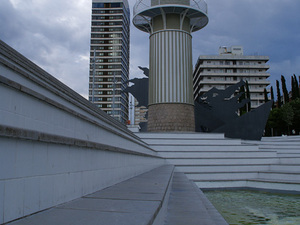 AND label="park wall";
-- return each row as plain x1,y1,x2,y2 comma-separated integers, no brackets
0,40,165,224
